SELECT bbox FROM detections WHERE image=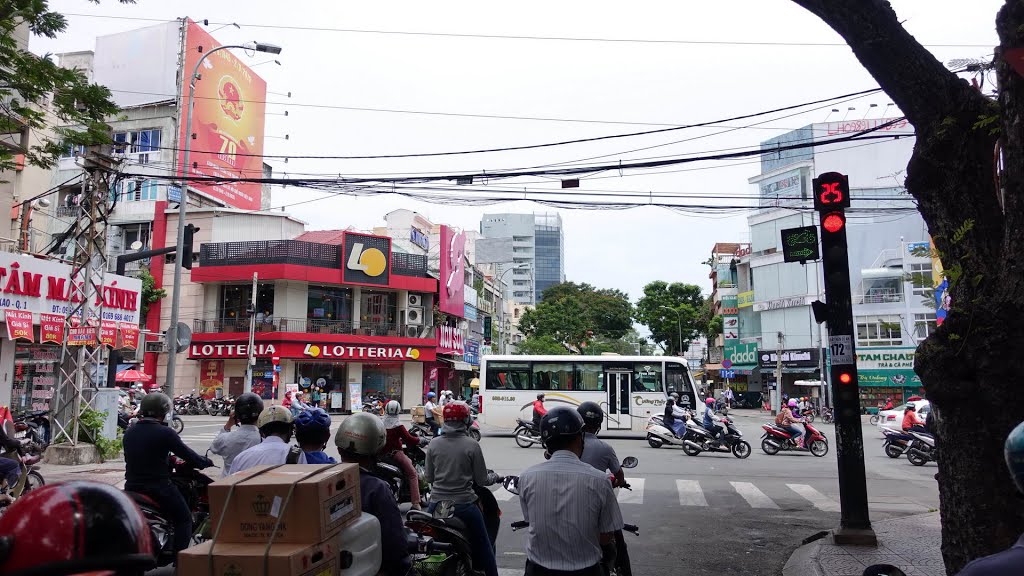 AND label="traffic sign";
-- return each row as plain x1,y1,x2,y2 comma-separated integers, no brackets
720,369,735,379
781,225,820,263
722,359,732,369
